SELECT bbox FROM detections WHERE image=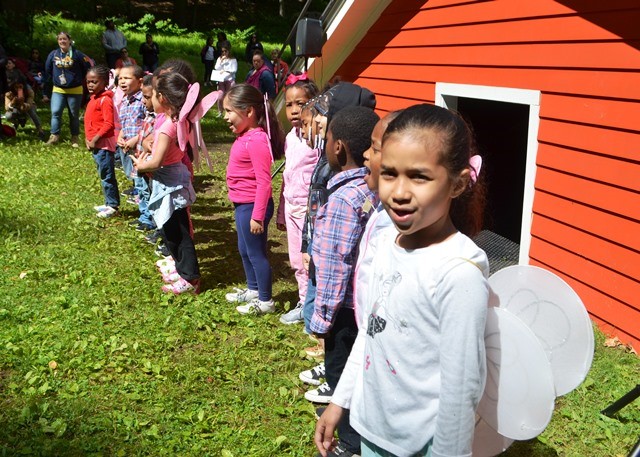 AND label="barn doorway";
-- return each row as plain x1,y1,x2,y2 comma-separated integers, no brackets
435,83,541,270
